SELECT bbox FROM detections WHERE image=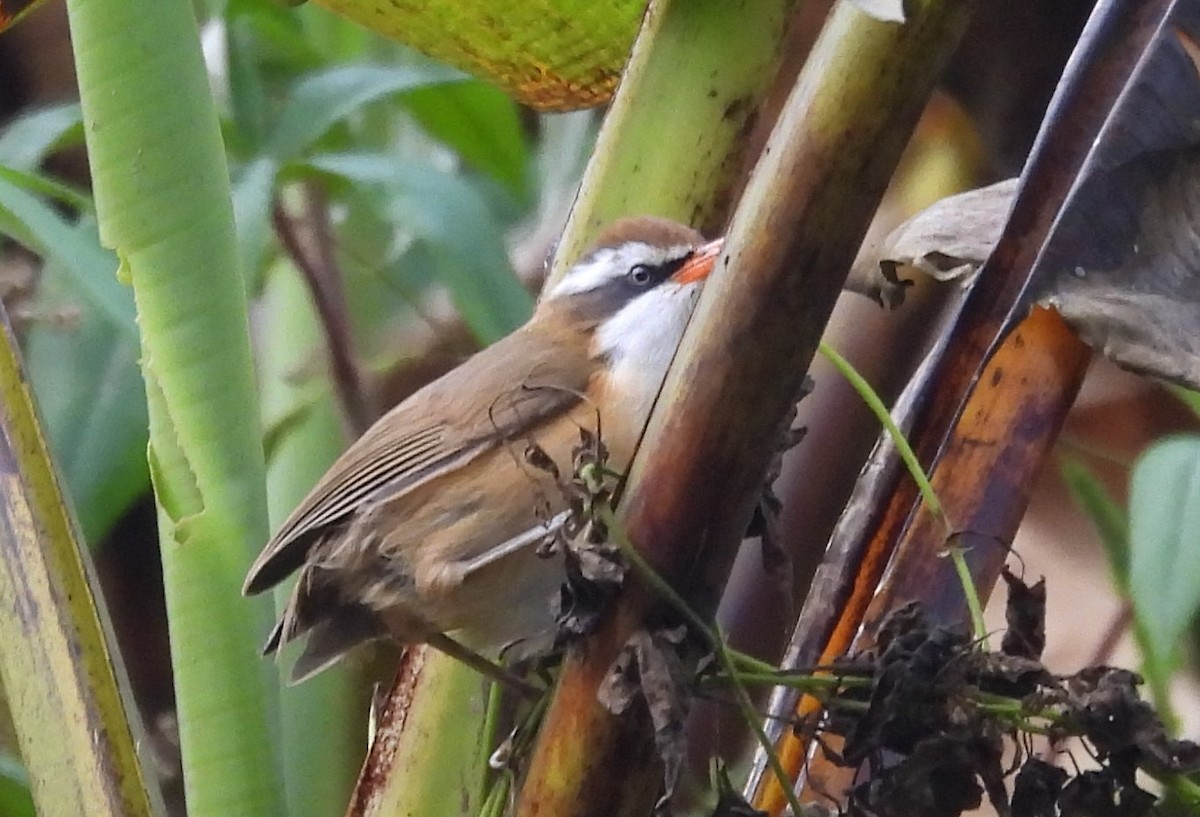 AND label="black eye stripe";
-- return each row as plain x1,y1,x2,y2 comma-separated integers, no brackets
555,249,696,326
627,254,687,288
